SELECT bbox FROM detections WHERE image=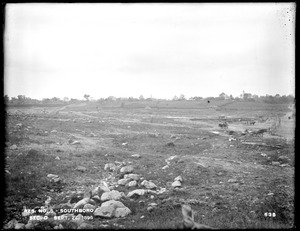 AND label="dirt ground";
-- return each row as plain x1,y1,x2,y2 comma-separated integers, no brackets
4,101,295,229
